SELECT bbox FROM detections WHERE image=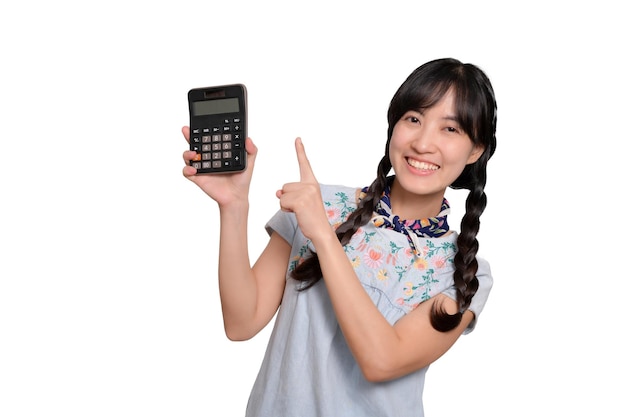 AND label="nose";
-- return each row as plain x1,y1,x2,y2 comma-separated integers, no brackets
411,125,437,153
